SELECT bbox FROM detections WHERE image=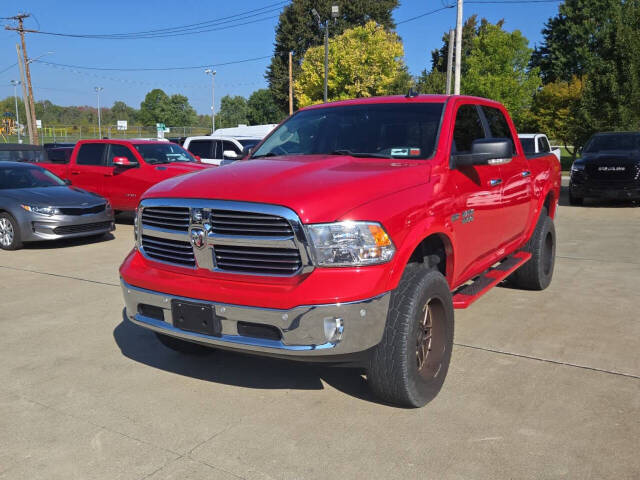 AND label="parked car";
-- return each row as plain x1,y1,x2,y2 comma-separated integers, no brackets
518,133,561,161
0,162,115,250
569,131,640,205
120,94,561,407
36,139,211,212
183,135,262,165
0,144,46,163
